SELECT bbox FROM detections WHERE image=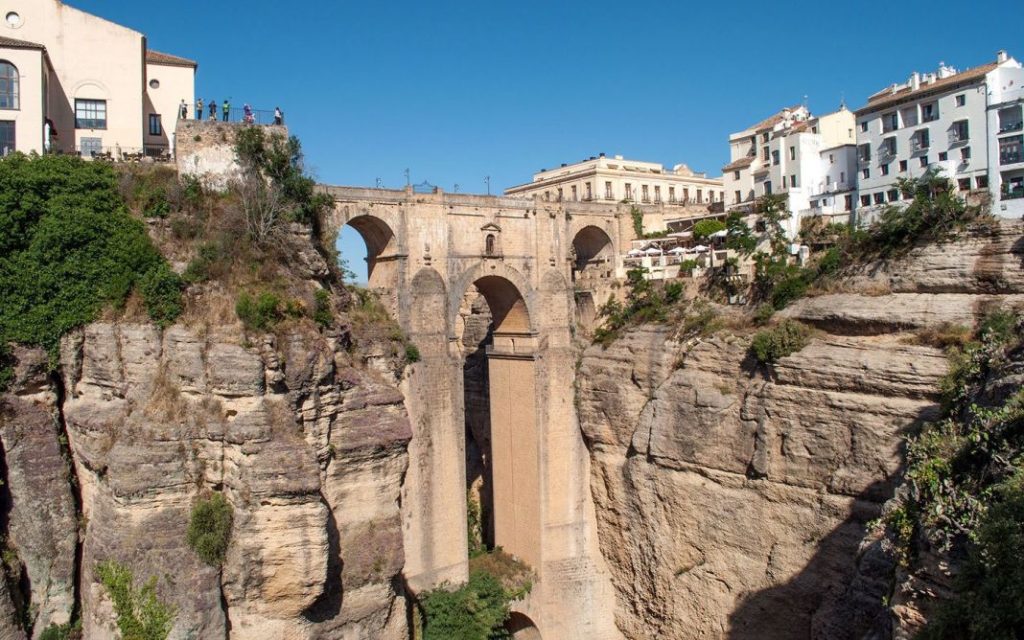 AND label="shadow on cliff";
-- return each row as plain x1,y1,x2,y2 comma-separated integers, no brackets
725,393,941,640
303,495,343,623
725,477,897,640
